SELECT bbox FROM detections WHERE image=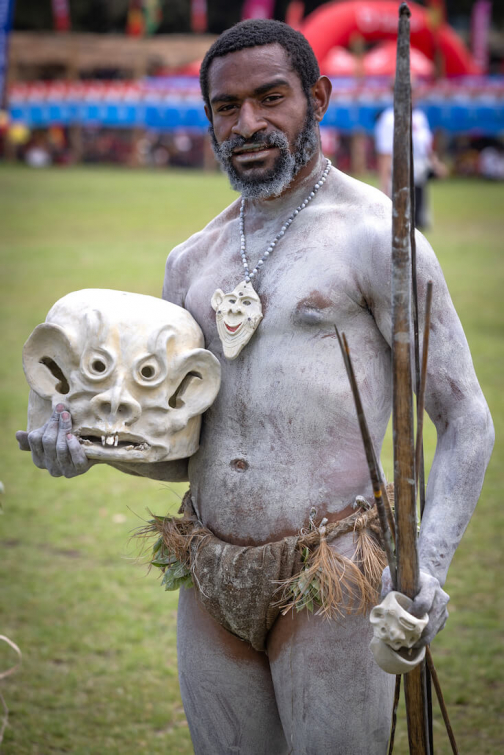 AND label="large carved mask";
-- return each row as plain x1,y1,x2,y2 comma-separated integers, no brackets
23,290,221,462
